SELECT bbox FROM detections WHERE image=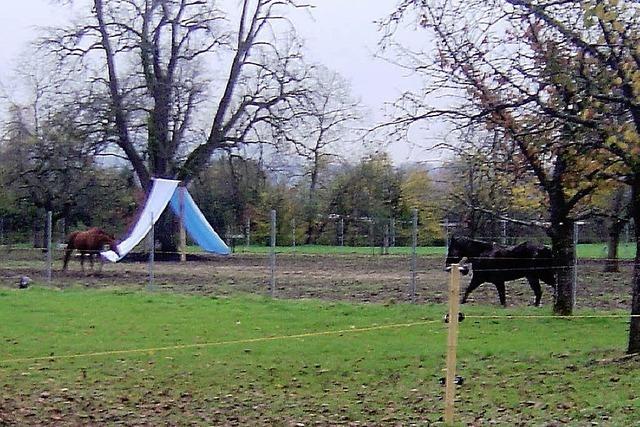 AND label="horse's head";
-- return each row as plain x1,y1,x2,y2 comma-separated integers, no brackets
445,236,471,275
98,231,120,256
108,239,121,257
